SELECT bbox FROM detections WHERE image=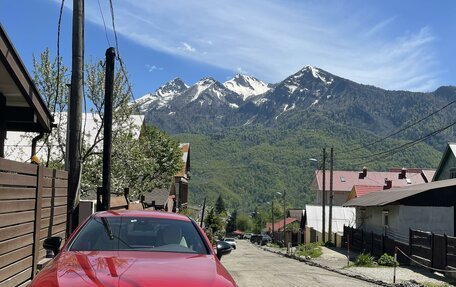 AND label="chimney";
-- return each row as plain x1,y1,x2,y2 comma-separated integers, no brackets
359,167,368,179
399,168,407,179
384,178,392,190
